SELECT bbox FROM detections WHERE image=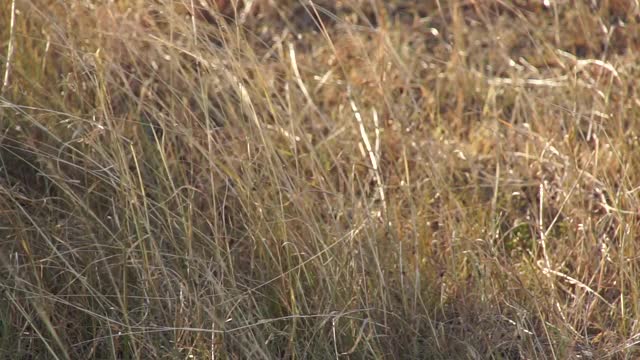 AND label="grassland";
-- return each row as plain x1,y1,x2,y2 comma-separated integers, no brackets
1,0,640,358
